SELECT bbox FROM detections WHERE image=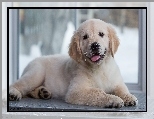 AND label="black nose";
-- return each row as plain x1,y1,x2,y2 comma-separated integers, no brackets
91,42,100,51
